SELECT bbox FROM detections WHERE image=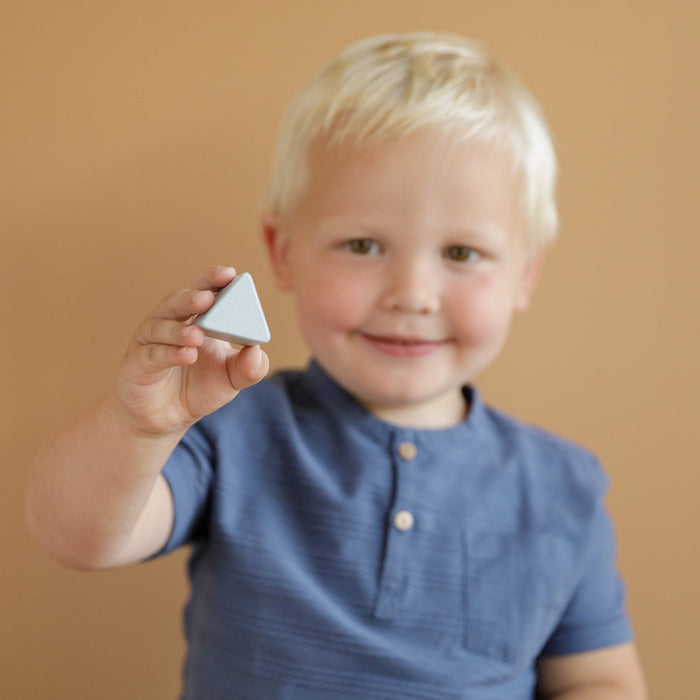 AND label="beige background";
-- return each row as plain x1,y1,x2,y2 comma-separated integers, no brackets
2,1,698,697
